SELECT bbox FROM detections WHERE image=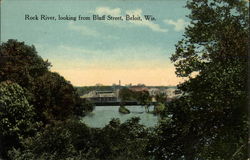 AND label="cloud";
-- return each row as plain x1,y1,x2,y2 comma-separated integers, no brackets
95,7,121,16
91,7,125,28
92,7,167,33
126,9,168,32
68,22,99,37
164,18,188,31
